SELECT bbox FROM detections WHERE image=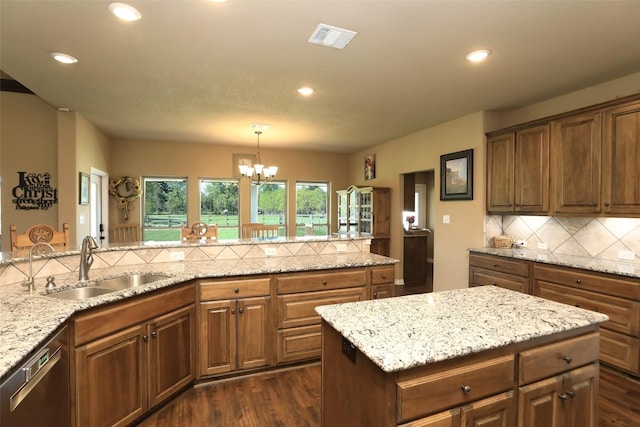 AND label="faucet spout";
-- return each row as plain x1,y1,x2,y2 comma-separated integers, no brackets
23,242,55,292
79,236,99,281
